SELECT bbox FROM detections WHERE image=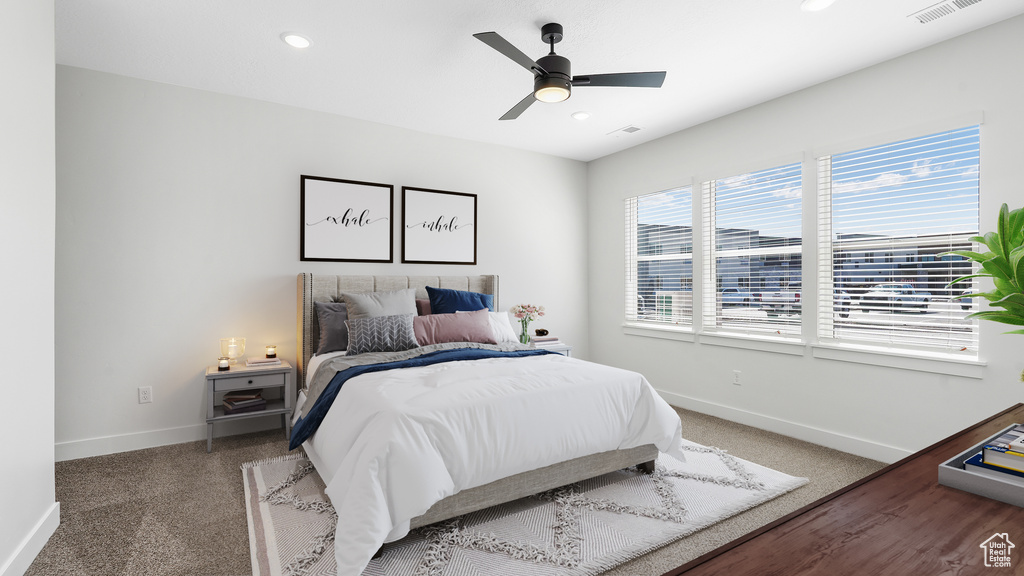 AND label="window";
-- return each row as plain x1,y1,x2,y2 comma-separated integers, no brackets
702,162,803,335
817,125,980,353
625,187,693,326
